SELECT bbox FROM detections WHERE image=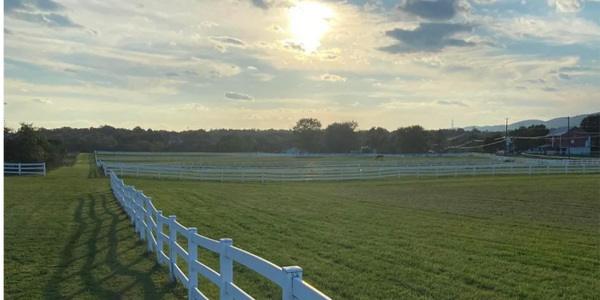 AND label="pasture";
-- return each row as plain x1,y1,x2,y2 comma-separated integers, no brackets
126,174,600,300
4,154,187,299
6,151,600,300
